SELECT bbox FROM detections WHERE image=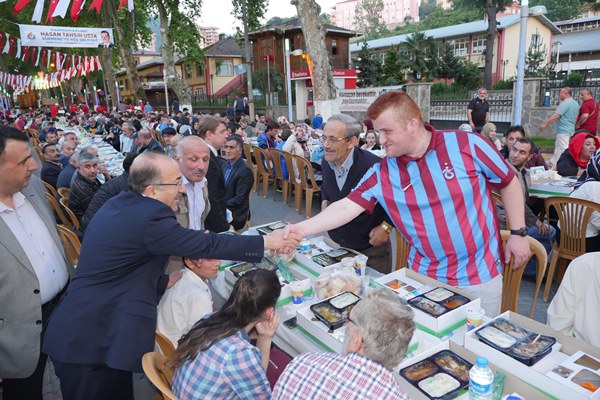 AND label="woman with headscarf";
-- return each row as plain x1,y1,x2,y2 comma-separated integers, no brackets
480,122,502,151
557,131,600,177
568,149,600,252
